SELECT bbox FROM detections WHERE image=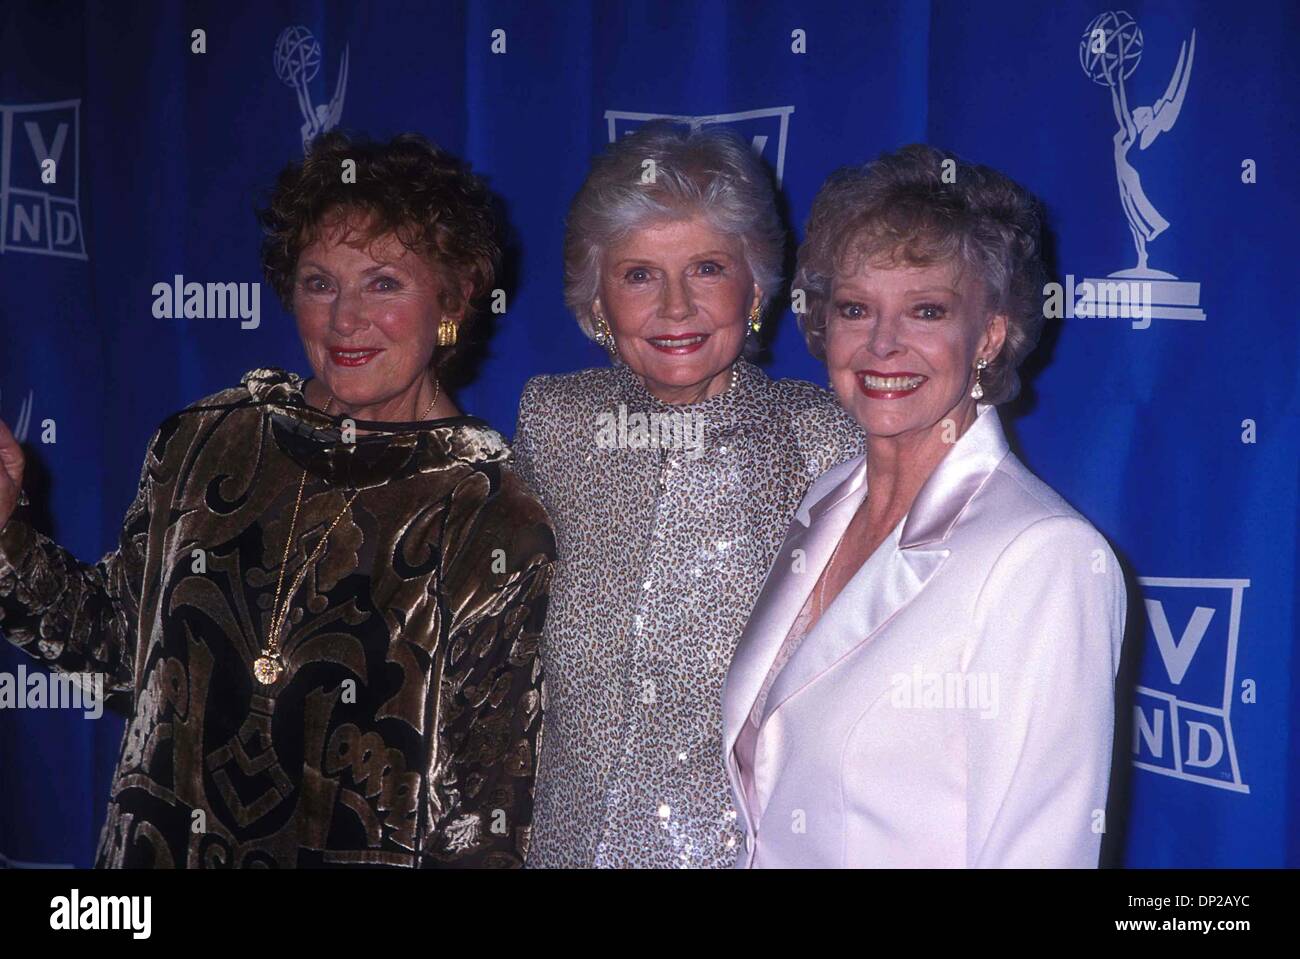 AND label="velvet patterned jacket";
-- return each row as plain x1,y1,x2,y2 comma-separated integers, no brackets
0,368,555,868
